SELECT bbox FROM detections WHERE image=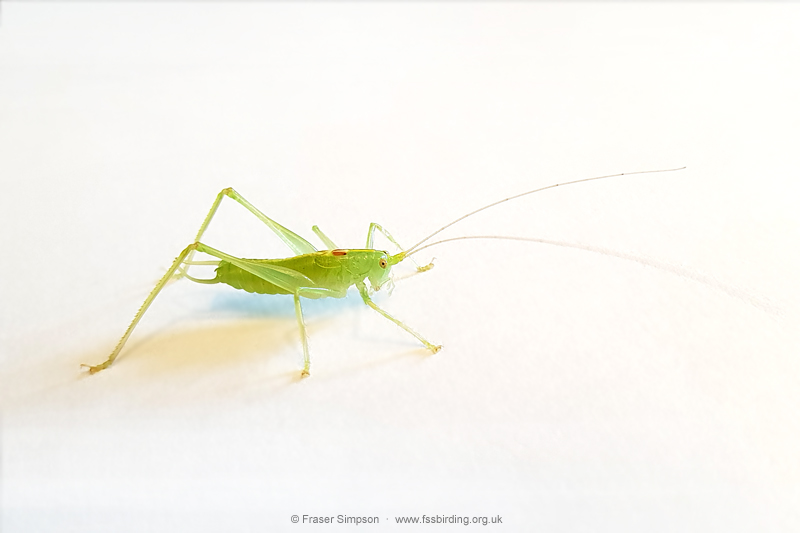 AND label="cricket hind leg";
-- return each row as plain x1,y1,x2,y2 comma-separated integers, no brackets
82,243,200,374
366,223,434,272
356,282,441,354
84,238,342,375
183,187,317,270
